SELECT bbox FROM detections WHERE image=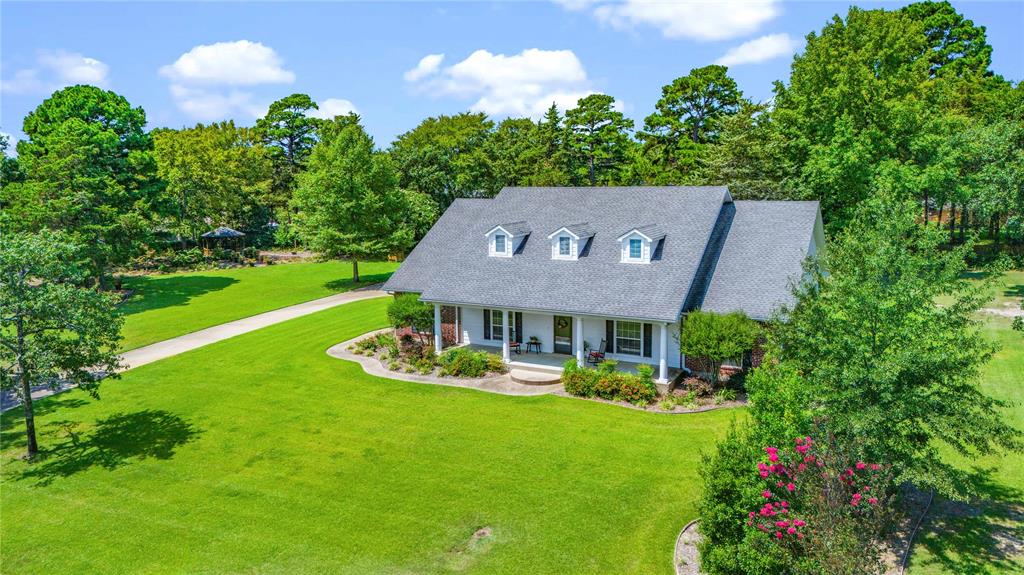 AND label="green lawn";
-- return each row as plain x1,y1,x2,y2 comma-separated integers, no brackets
117,261,397,351
909,270,1024,575
1,297,737,574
